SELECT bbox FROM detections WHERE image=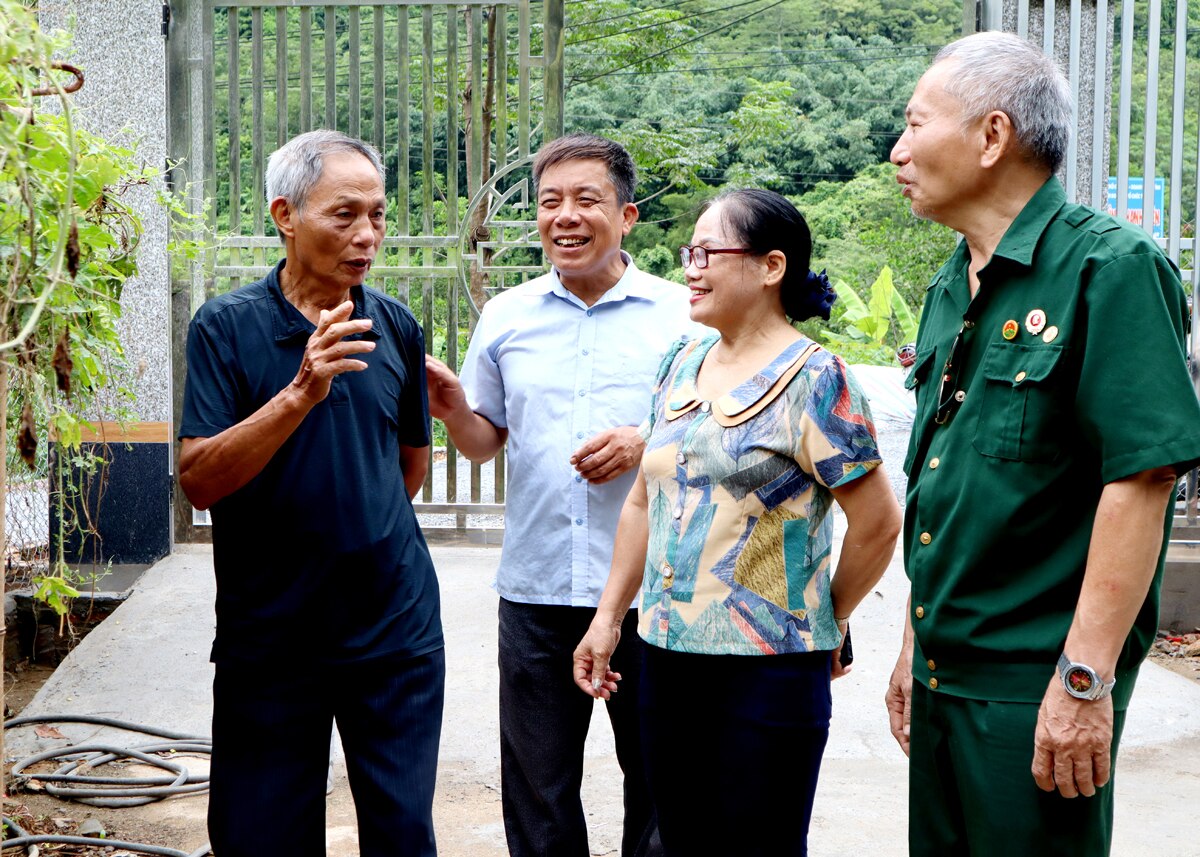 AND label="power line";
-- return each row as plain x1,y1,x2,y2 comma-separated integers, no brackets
687,44,942,55
567,50,929,79
587,78,909,101
564,0,709,26
566,0,768,46
570,0,791,86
